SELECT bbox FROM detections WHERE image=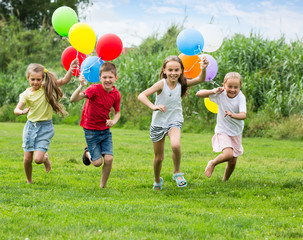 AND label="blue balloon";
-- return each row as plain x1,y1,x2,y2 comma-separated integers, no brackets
176,29,204,56
80,56,104,83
